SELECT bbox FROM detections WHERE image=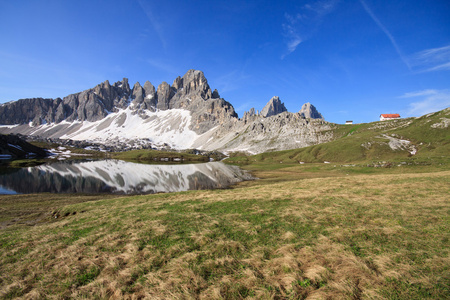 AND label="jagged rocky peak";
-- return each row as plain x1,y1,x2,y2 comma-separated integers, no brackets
156,81,173,110
182,69,209,94
0,69,238,132
131,82,144,106
151,70,214,111
212,89,220,99
131,81,157,111
92,80,111,102
172,76,183,91
260,96,288,117
243,107,257,118
165,70,238,134
0,98,56,126
243,107,259,123
299,102,324,120
171,69,212,100
247,108,257,116
143,81,156,95
113,78,131,92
